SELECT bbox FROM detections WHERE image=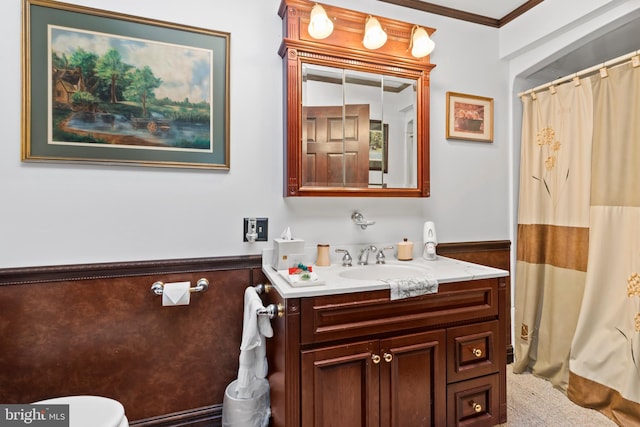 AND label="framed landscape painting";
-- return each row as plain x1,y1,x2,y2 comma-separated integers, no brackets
445,92,493,142
22,0,230,169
